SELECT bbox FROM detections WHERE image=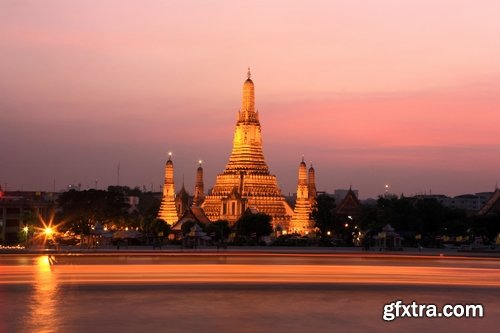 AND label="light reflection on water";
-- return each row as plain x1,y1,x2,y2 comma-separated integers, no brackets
25,256,61,333
0,254,498,332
